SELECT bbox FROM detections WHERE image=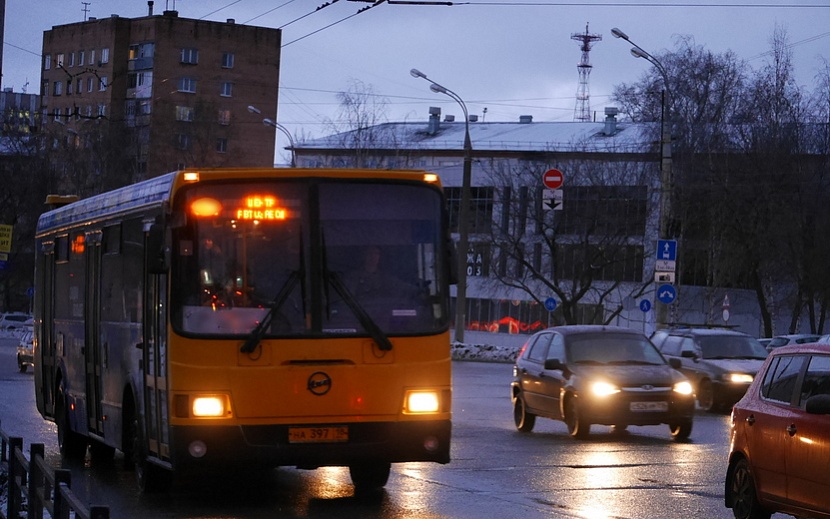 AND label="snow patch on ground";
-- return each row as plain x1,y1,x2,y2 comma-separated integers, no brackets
451,342,519,363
